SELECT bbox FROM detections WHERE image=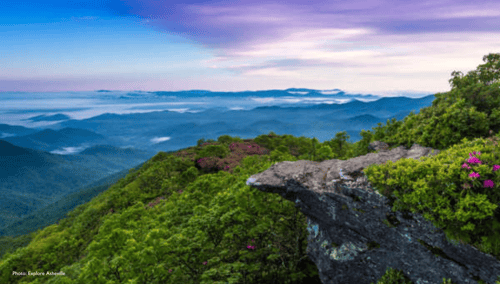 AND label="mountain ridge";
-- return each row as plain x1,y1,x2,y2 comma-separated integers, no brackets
2,127,107,153
0,140,155,230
